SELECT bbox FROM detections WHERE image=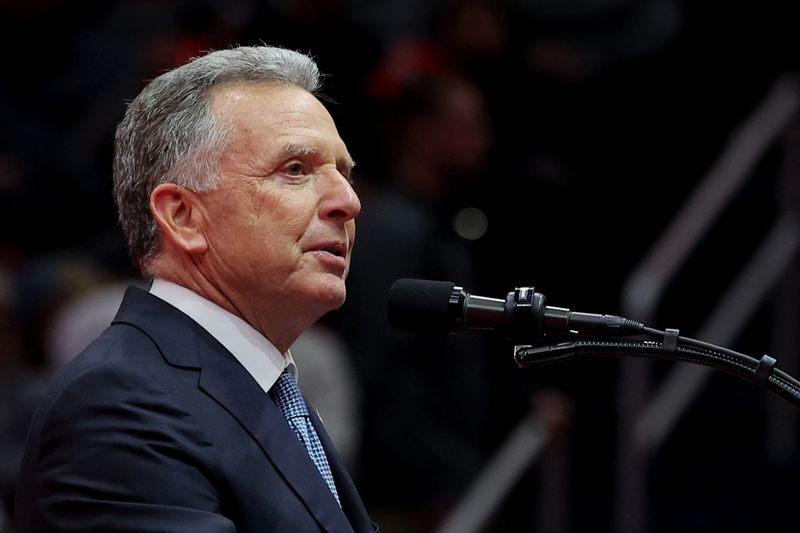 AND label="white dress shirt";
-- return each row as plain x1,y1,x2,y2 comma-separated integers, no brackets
149,278,296,394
